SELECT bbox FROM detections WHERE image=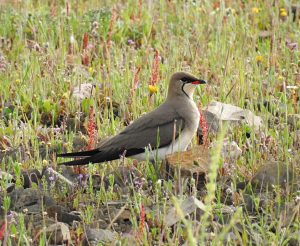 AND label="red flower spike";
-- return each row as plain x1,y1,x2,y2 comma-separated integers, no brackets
0,222,6,241
83,33,89,50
